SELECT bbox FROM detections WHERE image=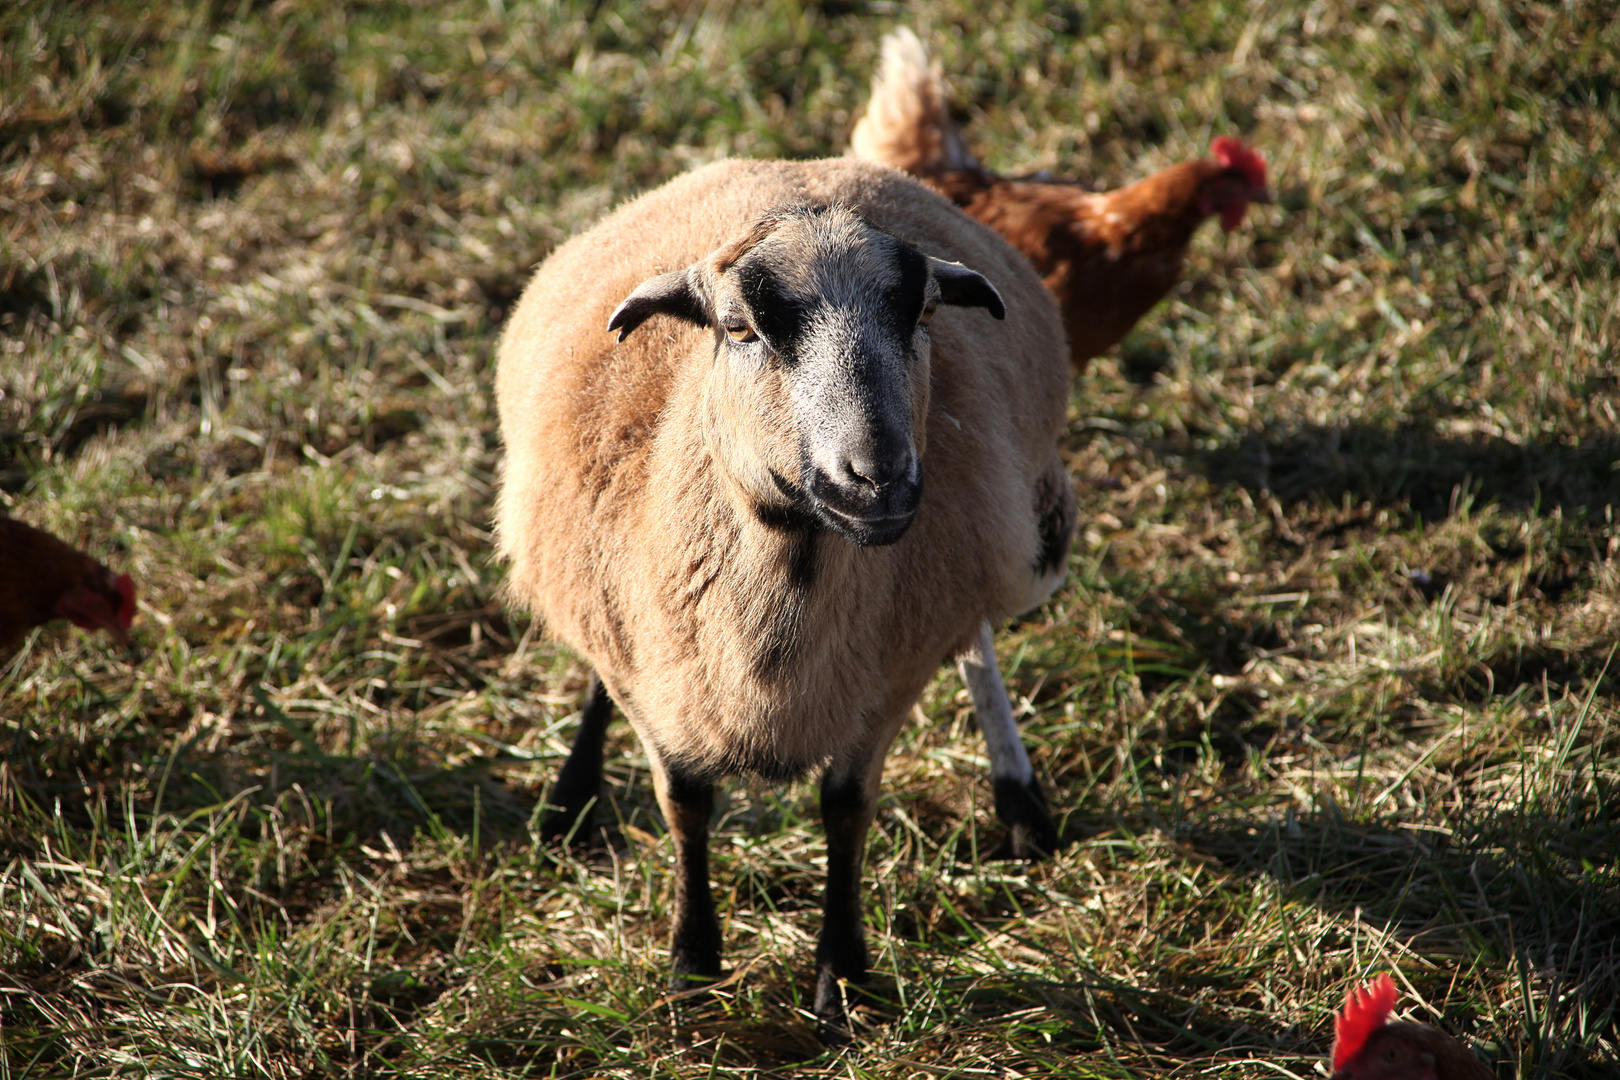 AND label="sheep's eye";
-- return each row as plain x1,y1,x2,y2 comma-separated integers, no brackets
724,322,756,343
918,302,938,327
